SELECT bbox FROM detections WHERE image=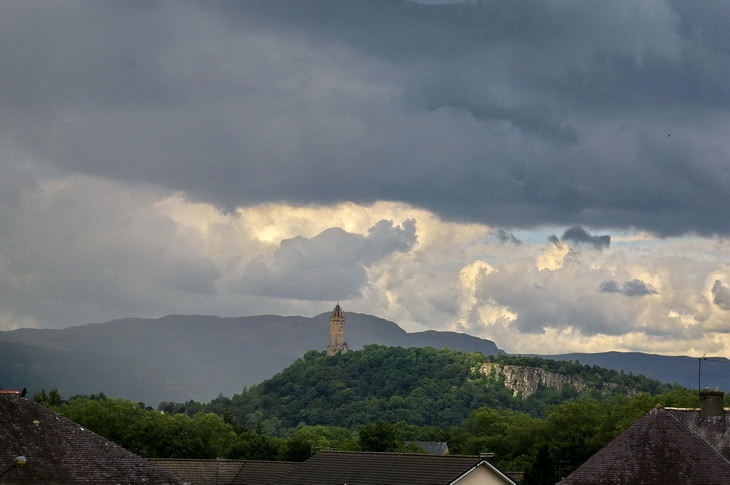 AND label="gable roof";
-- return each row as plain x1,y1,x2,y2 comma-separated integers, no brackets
558,406,730,484
150,458,298,485
0,394,186,484
271,450,516,485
